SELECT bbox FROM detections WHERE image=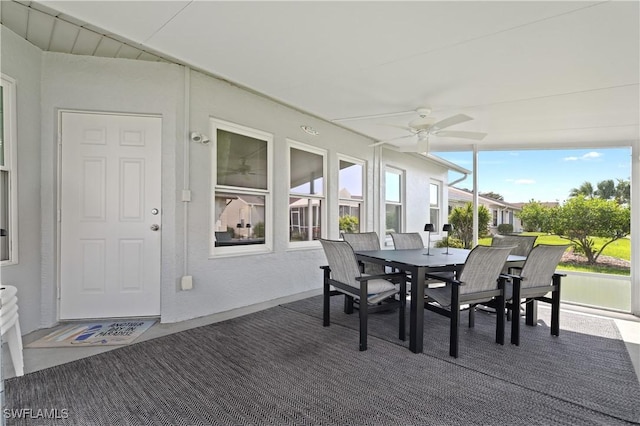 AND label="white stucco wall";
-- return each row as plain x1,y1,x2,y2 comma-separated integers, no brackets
381,149,449,245
2,31,452,330
39,52,183,328
0,27,43,334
